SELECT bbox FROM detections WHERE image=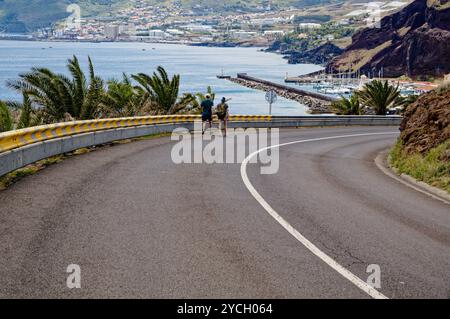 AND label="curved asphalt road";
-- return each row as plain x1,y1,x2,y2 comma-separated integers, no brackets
0,126,449,299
